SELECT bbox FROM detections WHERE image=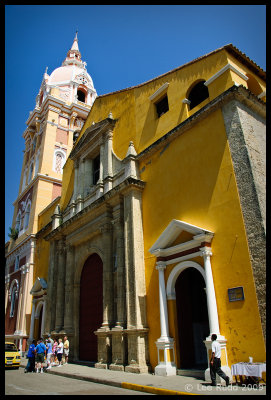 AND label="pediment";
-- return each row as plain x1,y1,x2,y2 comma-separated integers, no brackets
149,219,214,256
69,117,116,161
30,277,47,295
